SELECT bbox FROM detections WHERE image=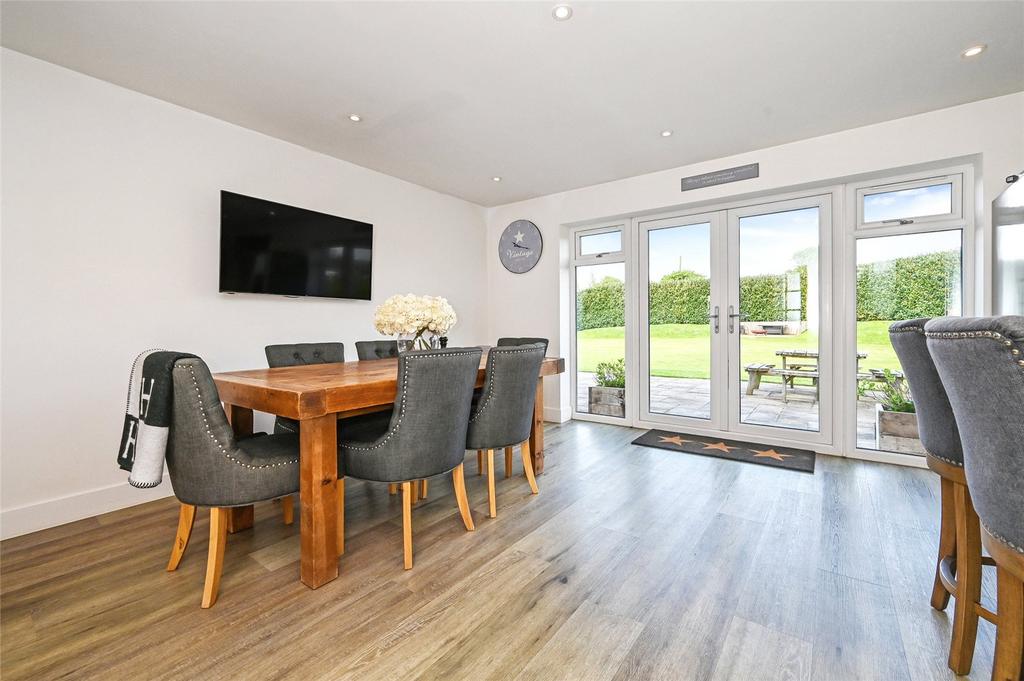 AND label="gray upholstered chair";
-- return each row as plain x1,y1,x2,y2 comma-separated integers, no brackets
890,319,981,675
466,343,546,518
926,315,1024,681
165,357,300,608
338,347,482,569
355,340,399,360
265,342,346,435
479,337,548,476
